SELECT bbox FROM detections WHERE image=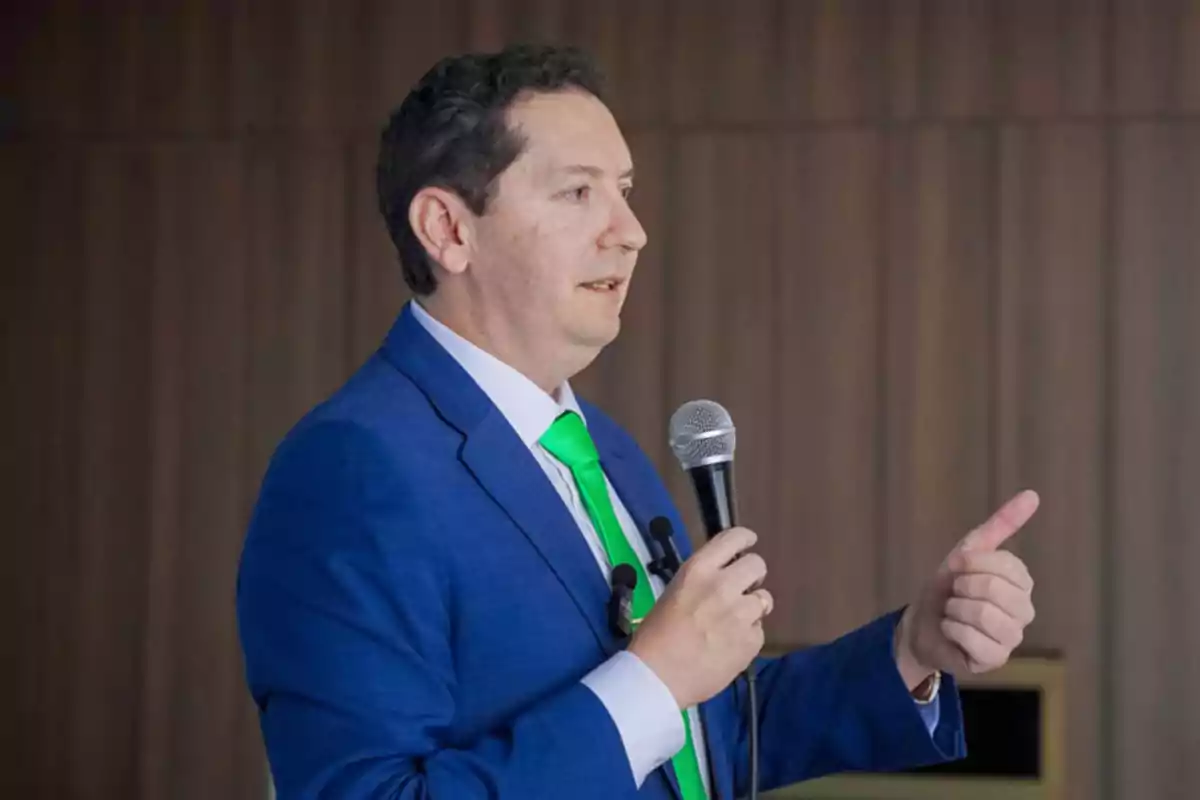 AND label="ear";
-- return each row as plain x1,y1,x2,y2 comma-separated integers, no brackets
408,187,474,277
